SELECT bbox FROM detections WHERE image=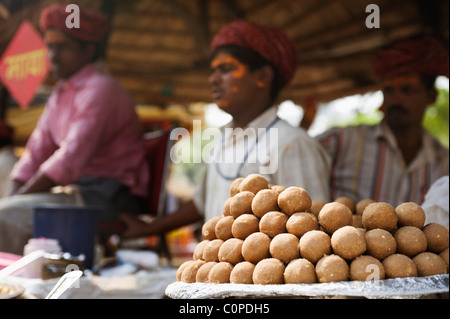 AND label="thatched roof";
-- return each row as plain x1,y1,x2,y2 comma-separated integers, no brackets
0,0,449,108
